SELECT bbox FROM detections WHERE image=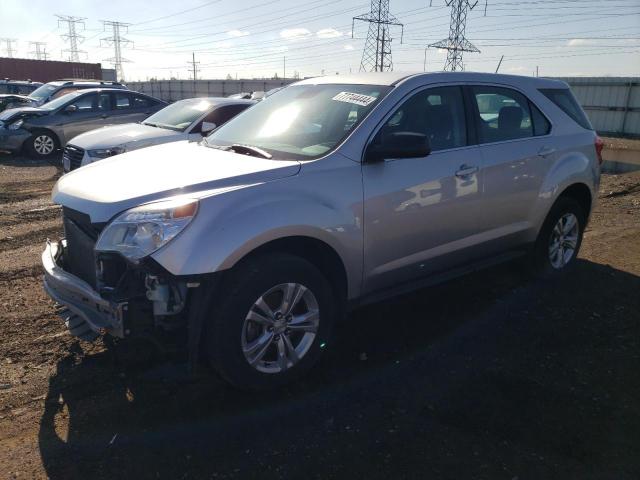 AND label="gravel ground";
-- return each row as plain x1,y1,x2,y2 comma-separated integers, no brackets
0,150,639,480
